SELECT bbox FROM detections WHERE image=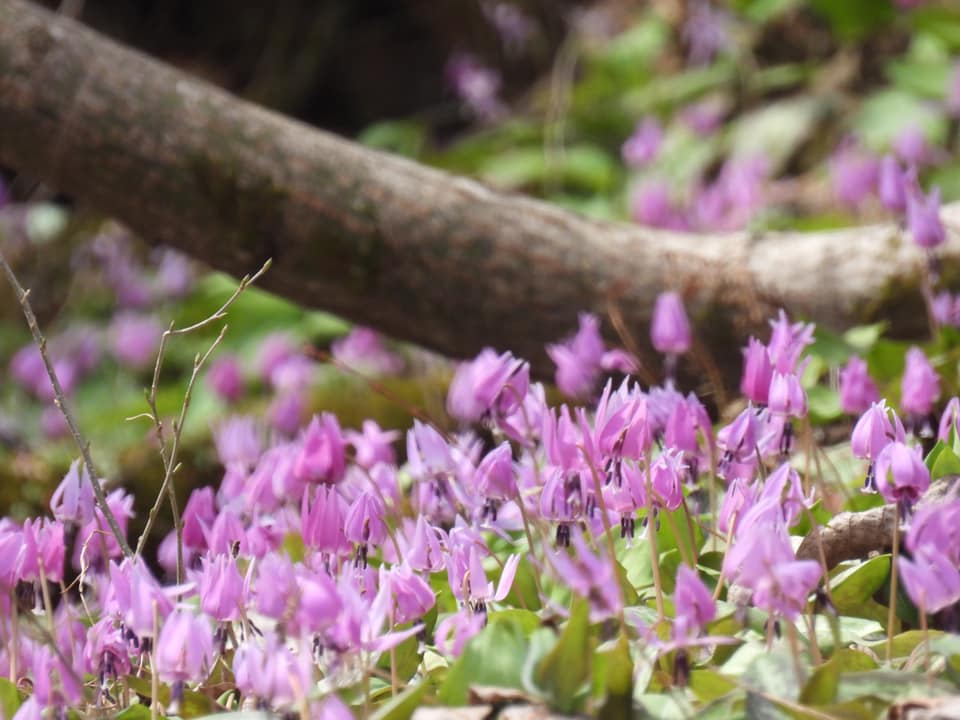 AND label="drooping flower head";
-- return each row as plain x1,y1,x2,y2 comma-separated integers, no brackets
874,440,930,515
651,291,692,356
901,346,940,418
839,356,880,415
907,186,945,249
622,117,663,168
